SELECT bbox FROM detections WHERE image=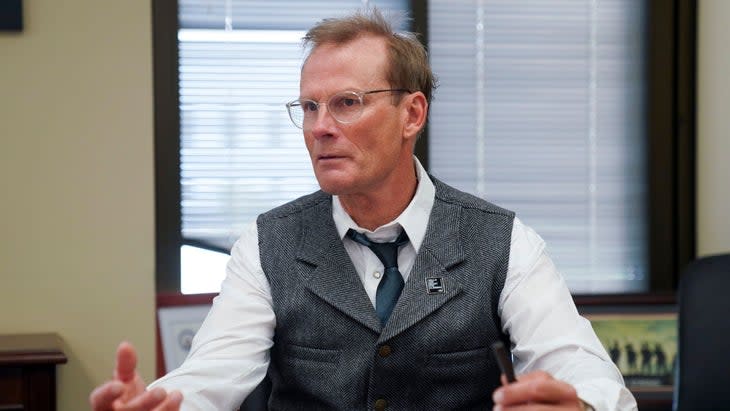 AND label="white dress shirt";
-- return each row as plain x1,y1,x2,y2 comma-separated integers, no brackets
151,158,638,411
